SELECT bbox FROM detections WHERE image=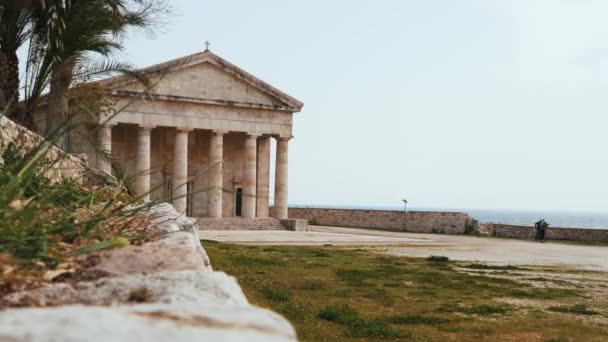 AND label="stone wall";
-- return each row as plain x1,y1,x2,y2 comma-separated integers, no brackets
198,217,308,231
0,203,297,341
480,223,608,242
0,115,86,183
276,207,472,234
